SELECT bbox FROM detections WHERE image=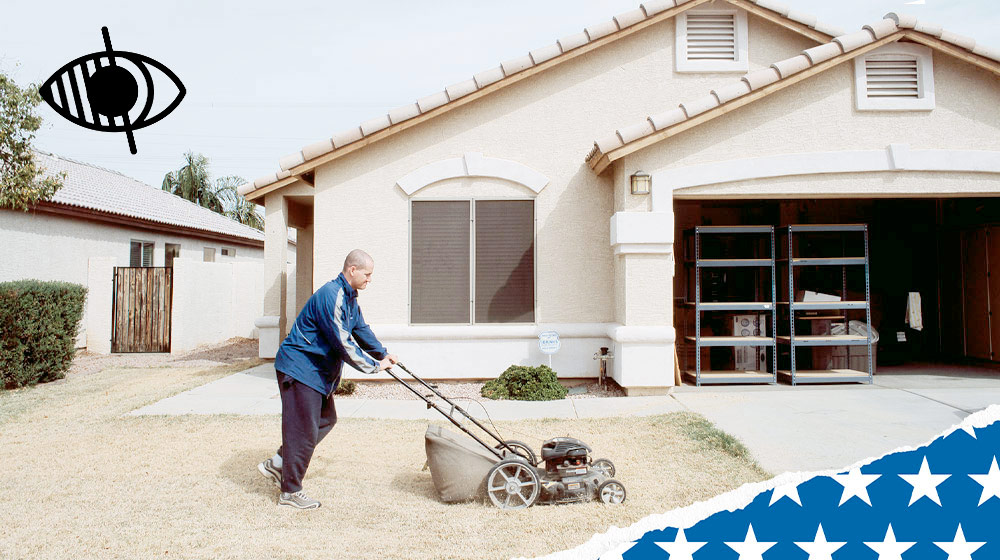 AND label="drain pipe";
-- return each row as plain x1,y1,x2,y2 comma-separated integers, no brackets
593,347,614,388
